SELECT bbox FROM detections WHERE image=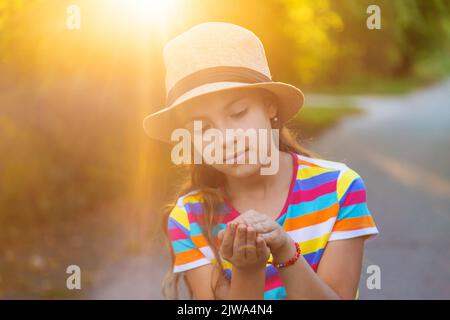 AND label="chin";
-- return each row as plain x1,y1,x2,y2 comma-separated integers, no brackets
221,163,262,178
